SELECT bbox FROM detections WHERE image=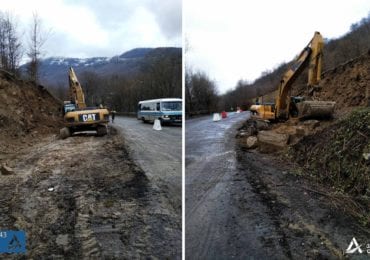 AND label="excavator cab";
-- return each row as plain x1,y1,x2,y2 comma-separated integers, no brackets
251,103,276,120
62,101,76,115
